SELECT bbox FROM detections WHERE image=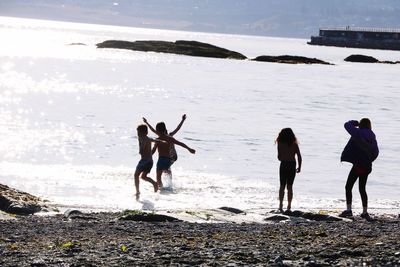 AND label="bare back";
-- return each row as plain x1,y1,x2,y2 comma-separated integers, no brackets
277,142,299,162
138,136,153,159
157,135,173,157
